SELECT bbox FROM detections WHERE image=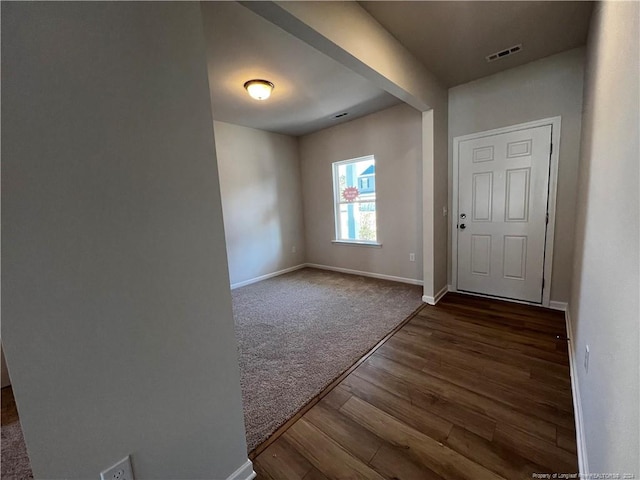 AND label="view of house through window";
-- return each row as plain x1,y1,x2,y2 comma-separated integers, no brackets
332,155,377,243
